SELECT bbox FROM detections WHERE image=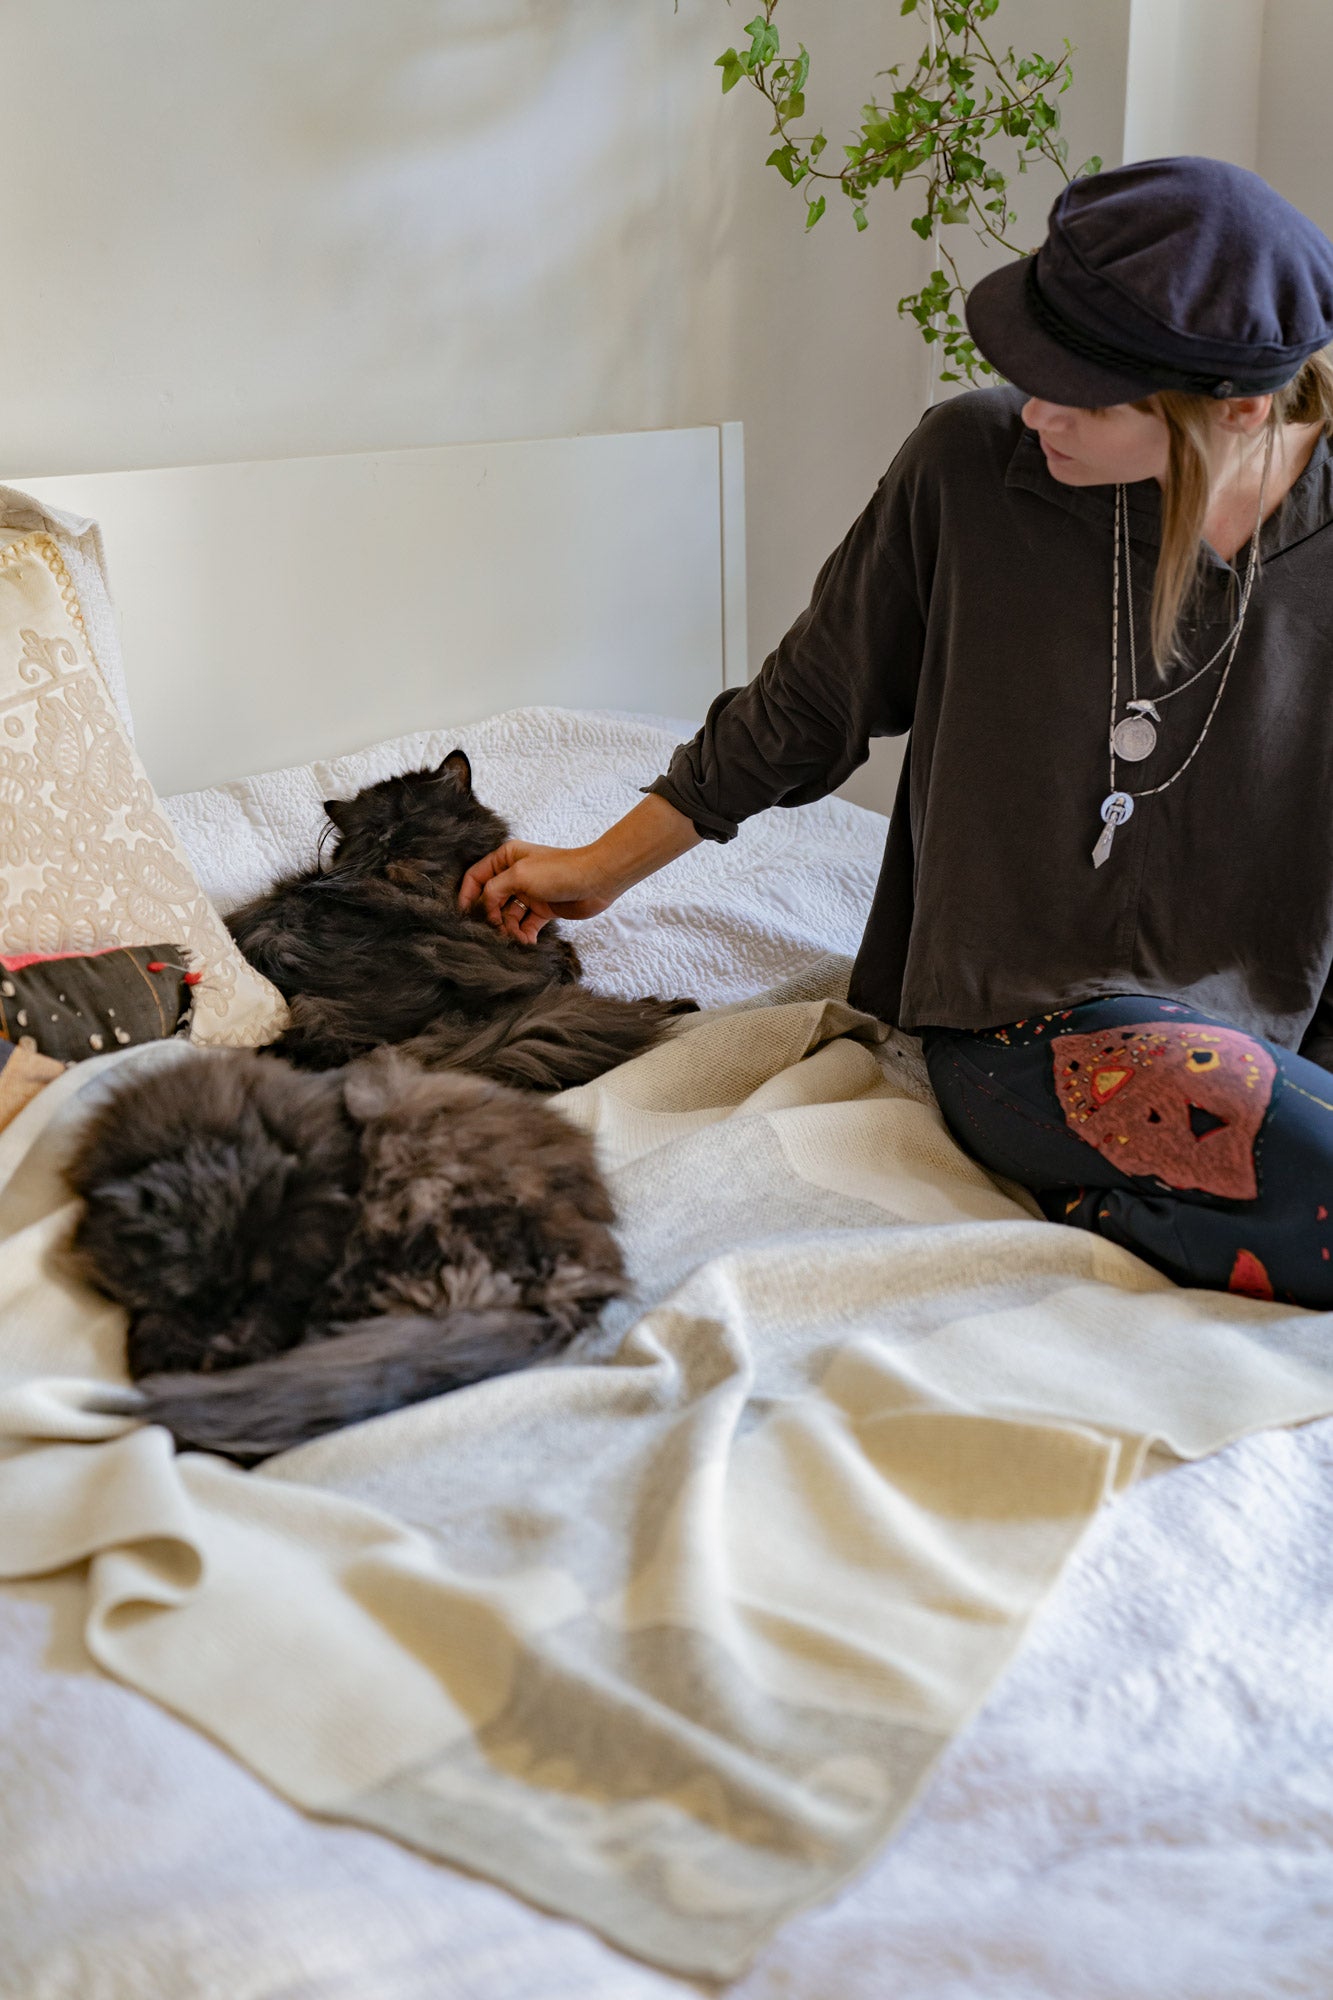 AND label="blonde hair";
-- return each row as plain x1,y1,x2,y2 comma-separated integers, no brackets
1146,347,1333,667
